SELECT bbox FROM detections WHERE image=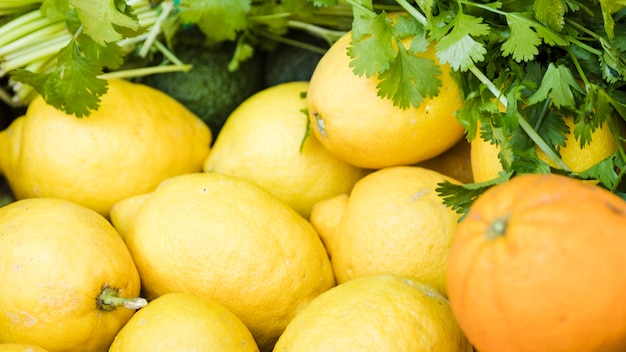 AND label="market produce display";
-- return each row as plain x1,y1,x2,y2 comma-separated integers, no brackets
1,0,625,351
